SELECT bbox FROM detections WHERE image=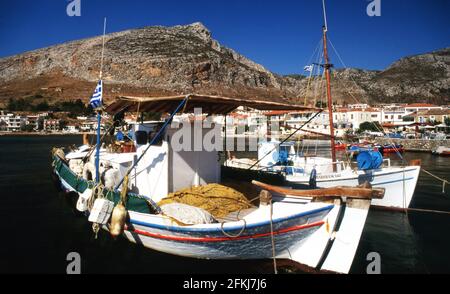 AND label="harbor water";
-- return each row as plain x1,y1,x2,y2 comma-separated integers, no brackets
0,135,449,274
